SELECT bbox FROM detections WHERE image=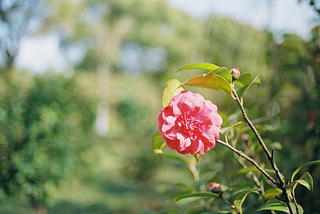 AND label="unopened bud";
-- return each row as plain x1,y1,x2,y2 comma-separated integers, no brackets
230,68,240,80
209,182,221,194
240,133,250,145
